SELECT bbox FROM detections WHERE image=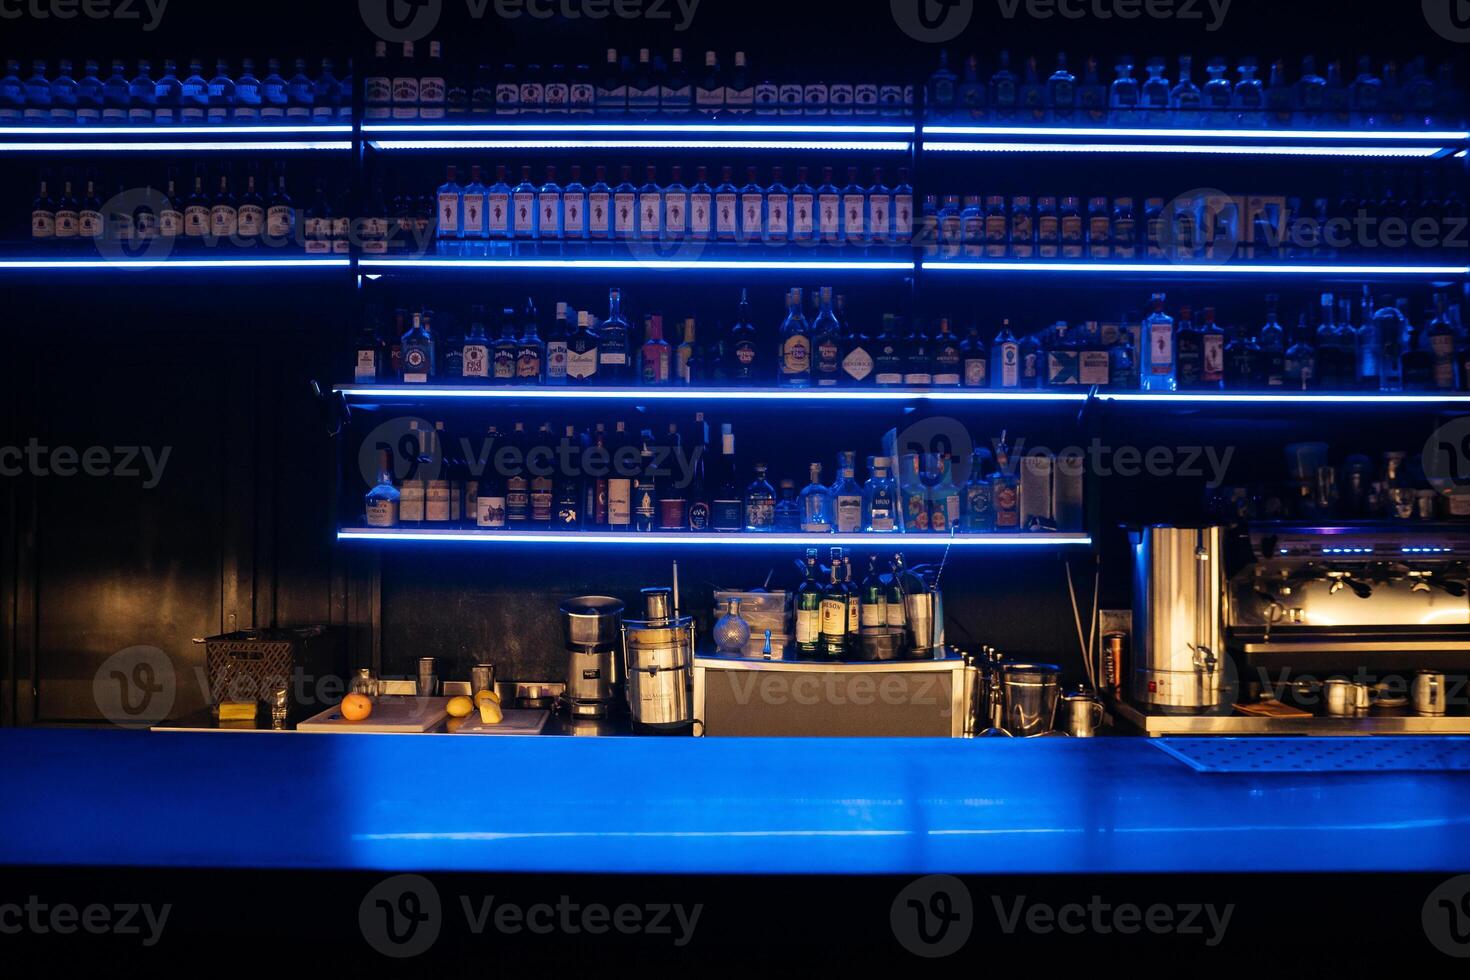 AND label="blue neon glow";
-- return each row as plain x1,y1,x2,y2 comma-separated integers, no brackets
1403,547,1454,554
372,139,910,151
360,258,914,272
0,141,353,152
1323,547,1375,555
0,124,353,135
337,529,1092,547
924,141,1443,158
0,258,350,269
363,122,915,135
332,386,1470,405
921,125,1470,141
923,261,1470,276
